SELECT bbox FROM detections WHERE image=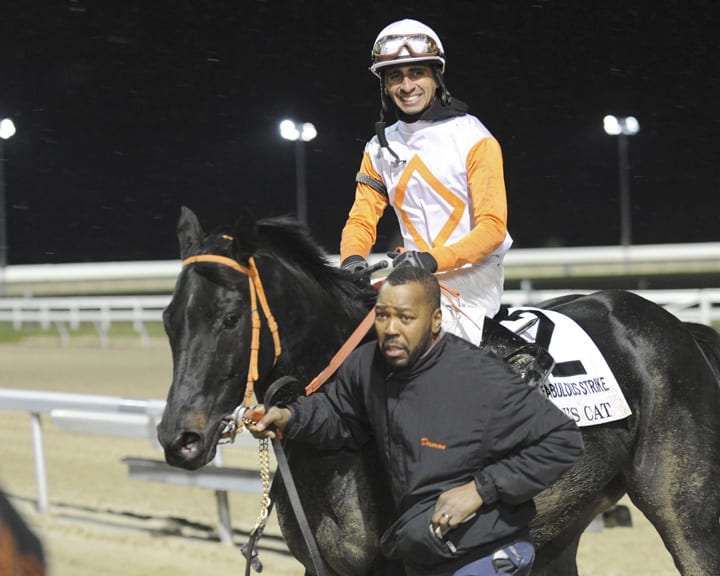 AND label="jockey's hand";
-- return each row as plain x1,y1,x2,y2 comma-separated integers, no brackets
431,481,483,538
388,250,438,273
246,405,293,440
340,255,369,275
